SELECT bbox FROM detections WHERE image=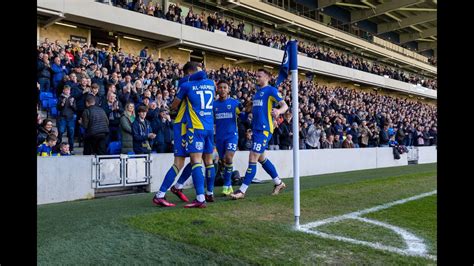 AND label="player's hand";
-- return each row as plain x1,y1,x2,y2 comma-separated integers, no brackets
272,119,278,128
271,108,280,118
